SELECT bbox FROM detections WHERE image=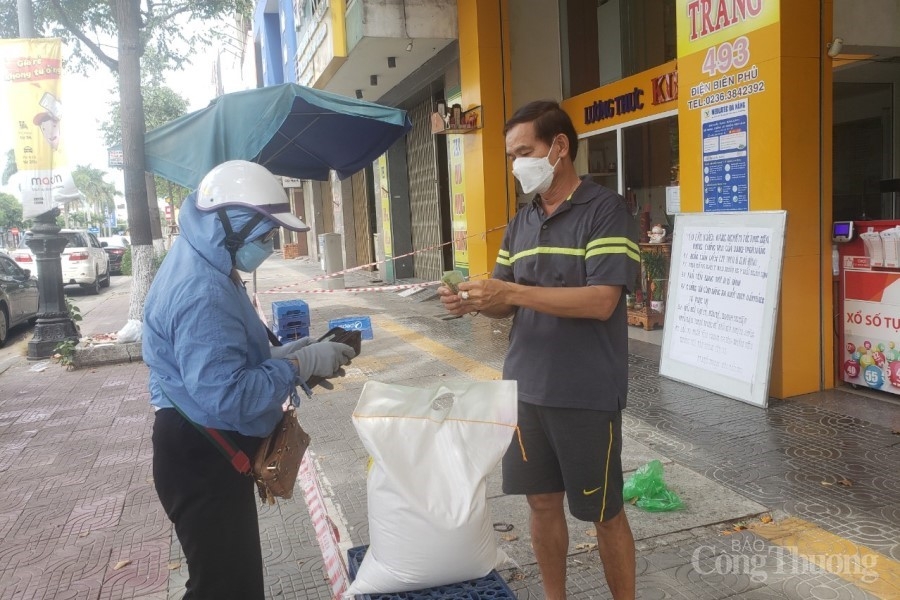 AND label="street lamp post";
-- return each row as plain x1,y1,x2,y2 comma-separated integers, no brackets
17,0,78,359
25,209,79,359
